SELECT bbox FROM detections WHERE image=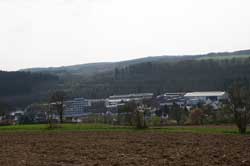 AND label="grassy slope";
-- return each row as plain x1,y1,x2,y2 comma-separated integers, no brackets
0,124,249,135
